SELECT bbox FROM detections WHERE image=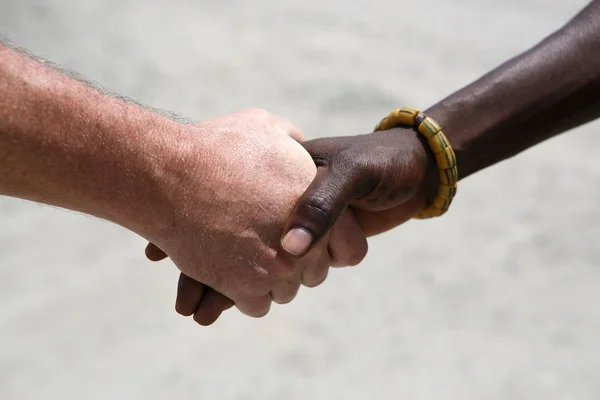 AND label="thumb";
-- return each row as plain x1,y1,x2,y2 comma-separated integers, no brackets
280,165,371,258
